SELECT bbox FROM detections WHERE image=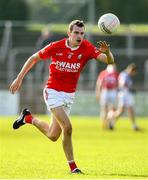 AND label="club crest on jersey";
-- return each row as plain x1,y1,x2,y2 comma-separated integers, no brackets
67,52,74,59
77,54,82,60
